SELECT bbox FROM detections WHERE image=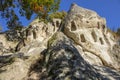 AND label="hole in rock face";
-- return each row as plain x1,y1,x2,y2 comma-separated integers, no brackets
80,34,86,42
97,22,100,29
71,21,77,31
33,30,37,39
86,21,89,23
102,25,105,30
26,29,31,36
56,21,59,27
99,37,104,45
45,28,48,32
52,22,55,26
91,31,97,42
